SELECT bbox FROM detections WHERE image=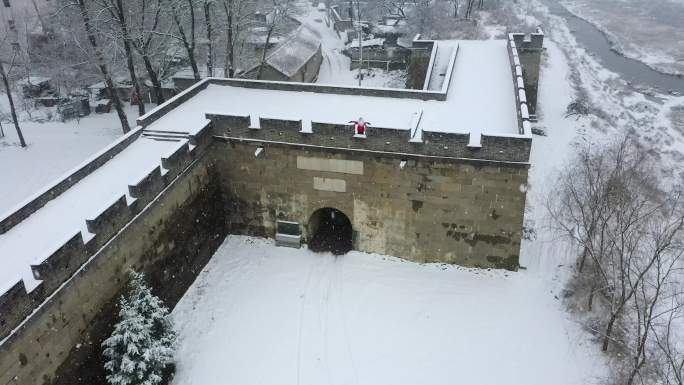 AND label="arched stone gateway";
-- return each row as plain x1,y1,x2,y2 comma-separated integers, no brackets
307,207,353,255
